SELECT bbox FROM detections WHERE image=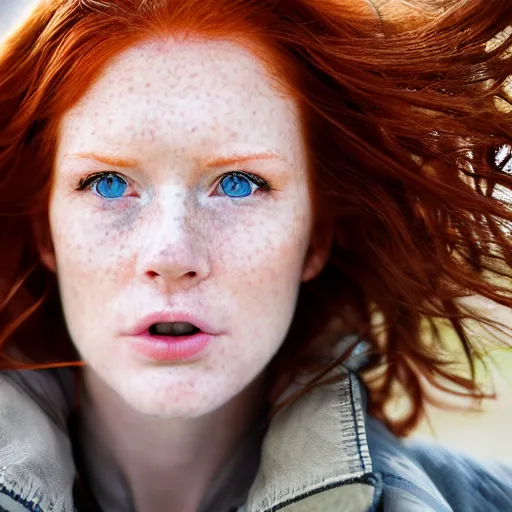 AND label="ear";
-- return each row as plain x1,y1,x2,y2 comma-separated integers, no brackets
301,218,334,283
32,215,57,274
39,246,57,274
